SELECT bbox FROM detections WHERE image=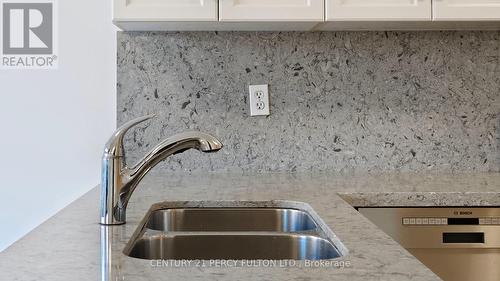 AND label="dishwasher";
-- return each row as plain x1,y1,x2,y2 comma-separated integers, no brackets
358,207,500,281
